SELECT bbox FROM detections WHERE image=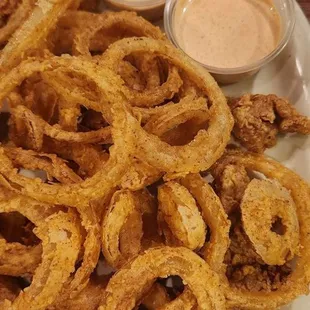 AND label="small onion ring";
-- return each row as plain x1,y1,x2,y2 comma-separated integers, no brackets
180,173,230,273
157,181,206,251
11,105,111,145
72,11,165,57
240,178,300,266
101,189,143,268
3,146,82,184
